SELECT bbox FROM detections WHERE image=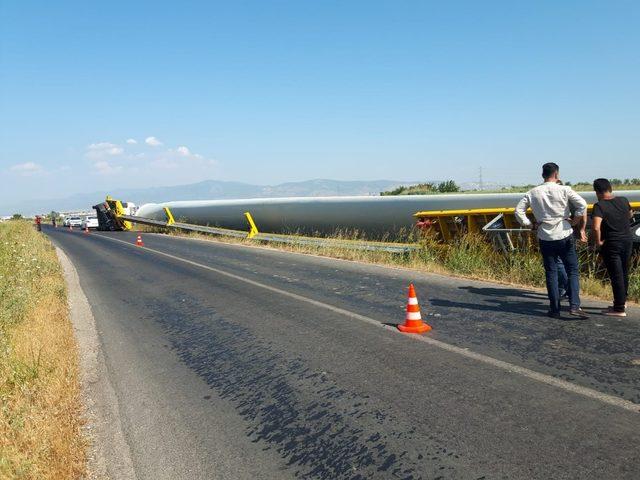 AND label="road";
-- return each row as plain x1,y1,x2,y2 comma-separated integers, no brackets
44,225,640,479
